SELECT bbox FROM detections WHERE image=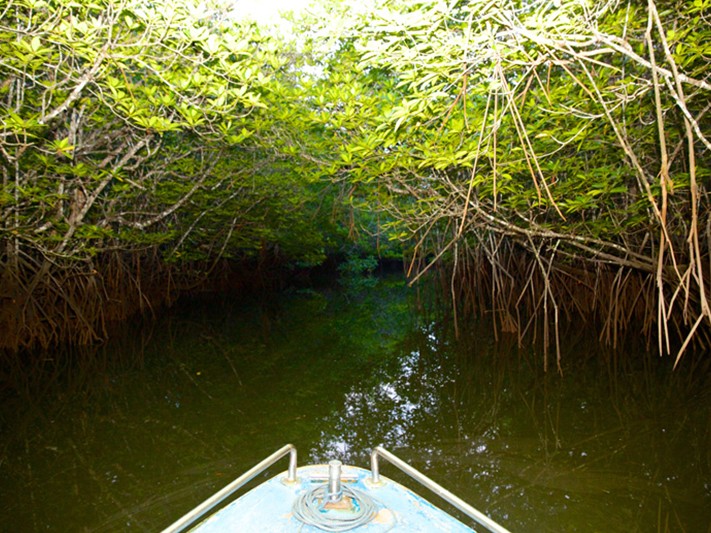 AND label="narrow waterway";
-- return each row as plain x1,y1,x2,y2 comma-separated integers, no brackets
1,276,709,532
